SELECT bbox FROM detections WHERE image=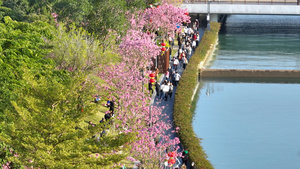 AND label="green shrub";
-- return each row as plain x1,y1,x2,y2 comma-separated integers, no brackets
173,22,221,169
